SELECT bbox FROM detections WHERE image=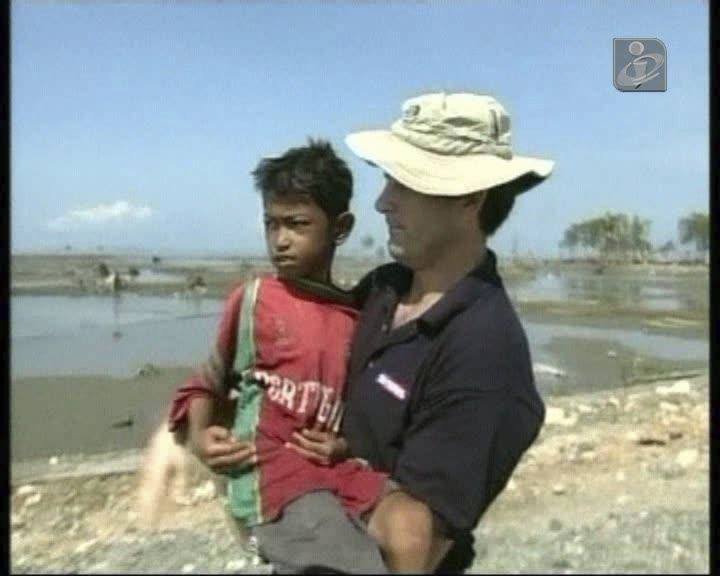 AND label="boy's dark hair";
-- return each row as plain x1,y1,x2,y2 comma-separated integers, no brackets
478,173,543,236
252,139,352,218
